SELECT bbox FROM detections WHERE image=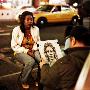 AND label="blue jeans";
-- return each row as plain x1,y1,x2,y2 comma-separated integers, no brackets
15,50,41,83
